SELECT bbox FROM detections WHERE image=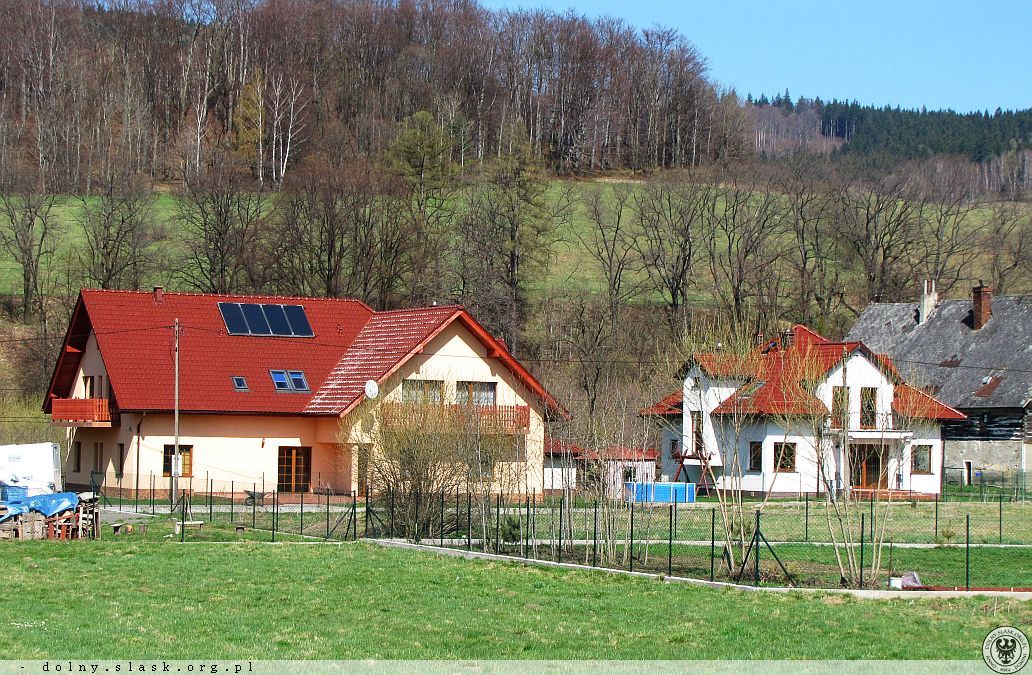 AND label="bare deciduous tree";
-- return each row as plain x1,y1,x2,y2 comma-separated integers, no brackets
76,179,162,290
